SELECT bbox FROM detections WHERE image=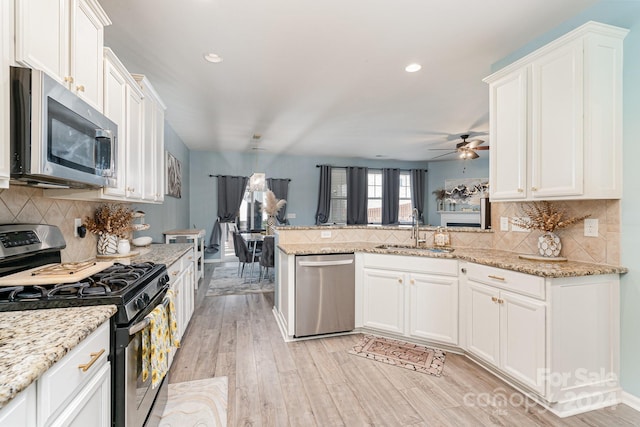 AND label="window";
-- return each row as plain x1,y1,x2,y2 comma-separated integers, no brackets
328,168,347,223
398,172,412,223
367,171,382,224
